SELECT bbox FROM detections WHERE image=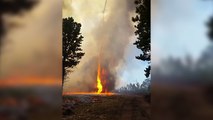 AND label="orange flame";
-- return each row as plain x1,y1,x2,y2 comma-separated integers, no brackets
96,63,103,93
